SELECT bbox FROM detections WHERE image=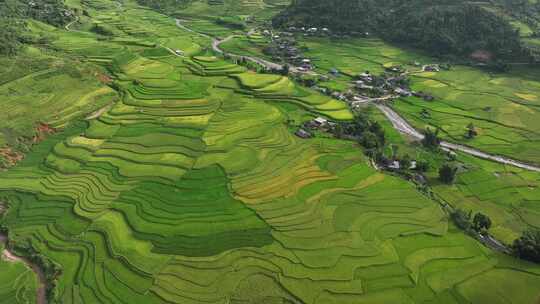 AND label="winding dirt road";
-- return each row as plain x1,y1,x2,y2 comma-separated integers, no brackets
176,19,285,71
